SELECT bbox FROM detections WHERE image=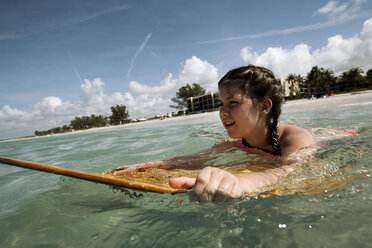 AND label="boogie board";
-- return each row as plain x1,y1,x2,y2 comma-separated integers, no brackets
0,157,185,194
0,128,358,197
0,157,254,194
